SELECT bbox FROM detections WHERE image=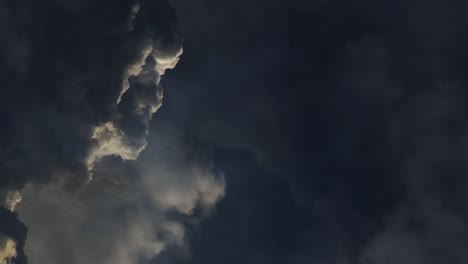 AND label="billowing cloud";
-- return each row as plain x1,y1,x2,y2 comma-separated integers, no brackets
0,0,225,264
0,0,182,194
16,128,224,264
87,46,182,171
